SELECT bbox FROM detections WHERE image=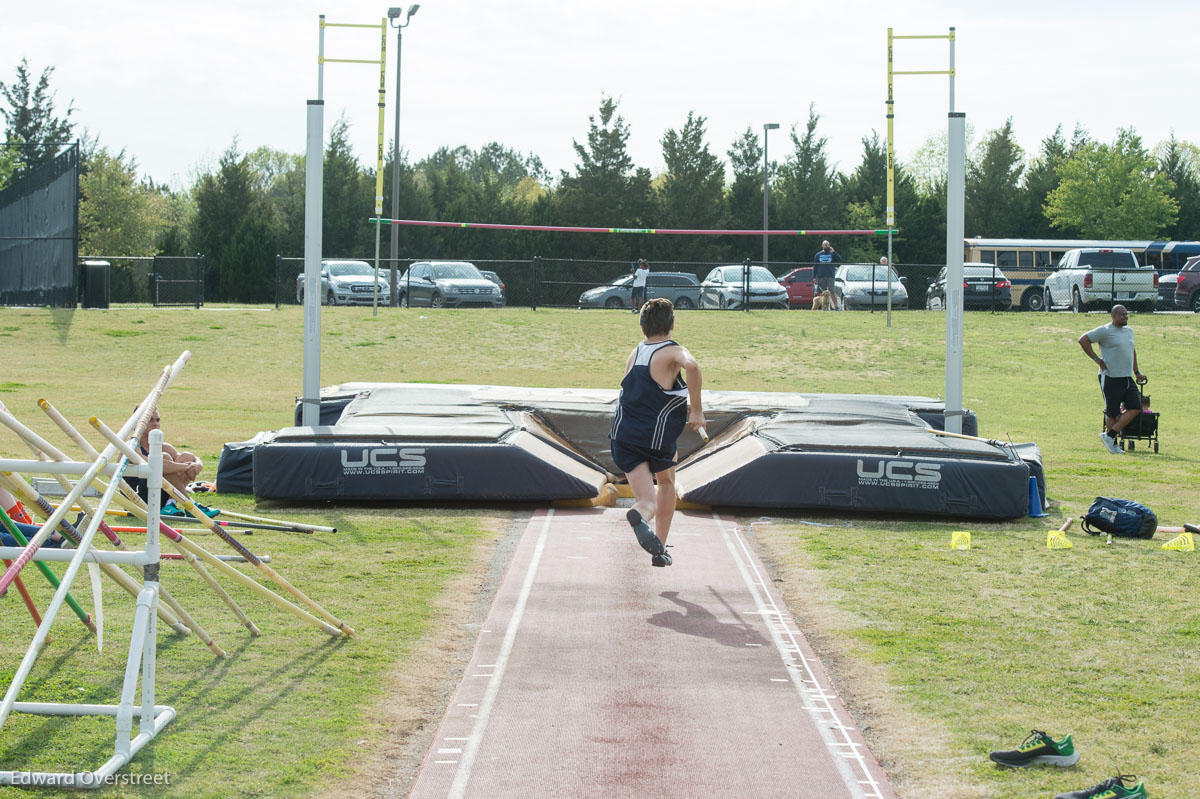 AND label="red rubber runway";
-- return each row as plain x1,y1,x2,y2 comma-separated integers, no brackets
408,508,896,799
